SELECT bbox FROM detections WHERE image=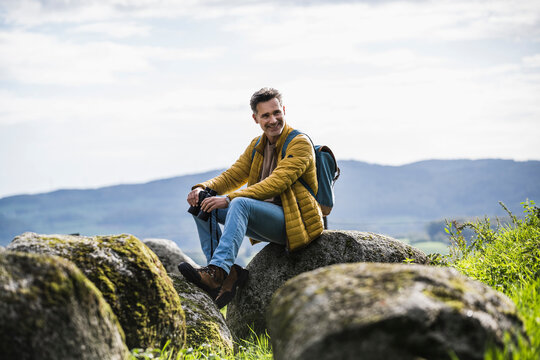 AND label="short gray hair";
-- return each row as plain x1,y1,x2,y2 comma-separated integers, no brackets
250,87,283,114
